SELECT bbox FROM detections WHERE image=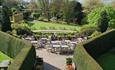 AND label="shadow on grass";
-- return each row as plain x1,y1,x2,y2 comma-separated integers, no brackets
44,62,61,70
